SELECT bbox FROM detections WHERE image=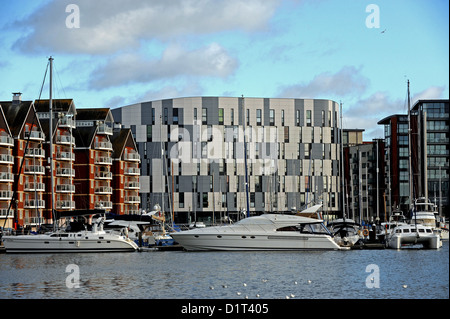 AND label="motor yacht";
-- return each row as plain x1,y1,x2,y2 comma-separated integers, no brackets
2,217,138,253
171,205,342,251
